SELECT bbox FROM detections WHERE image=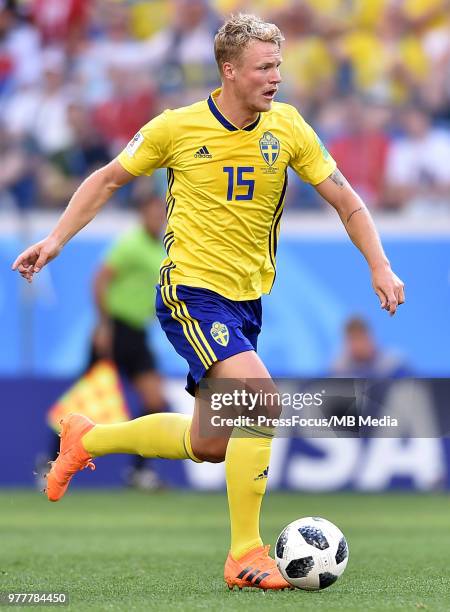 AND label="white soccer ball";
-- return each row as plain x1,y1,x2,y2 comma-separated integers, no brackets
275,516,349,590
